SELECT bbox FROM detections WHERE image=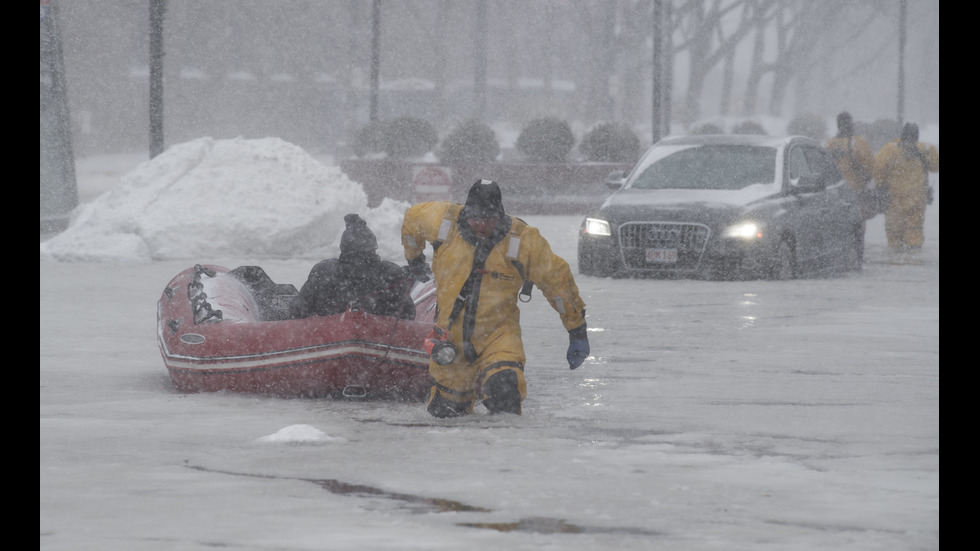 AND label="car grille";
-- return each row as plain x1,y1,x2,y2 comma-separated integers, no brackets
618,222,710,271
